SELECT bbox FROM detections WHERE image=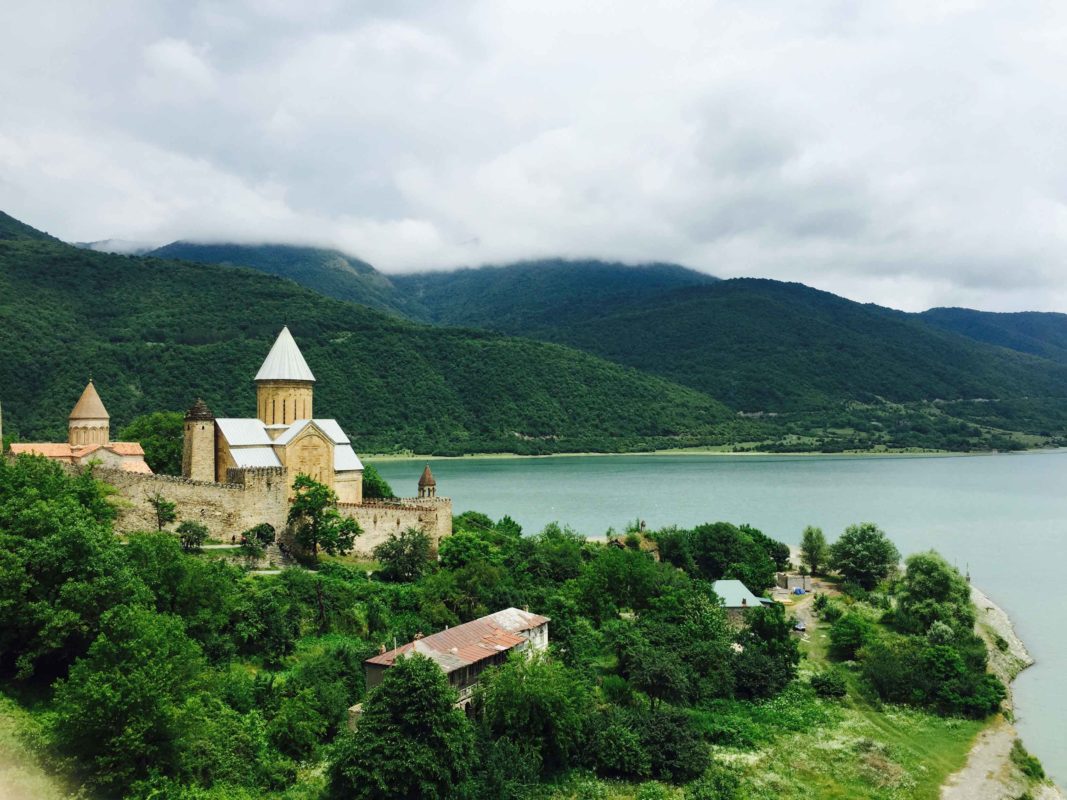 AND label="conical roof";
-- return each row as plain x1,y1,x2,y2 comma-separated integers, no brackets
418,464,437,487
185,398,214,421
69,380,109,421
254,326,316,383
